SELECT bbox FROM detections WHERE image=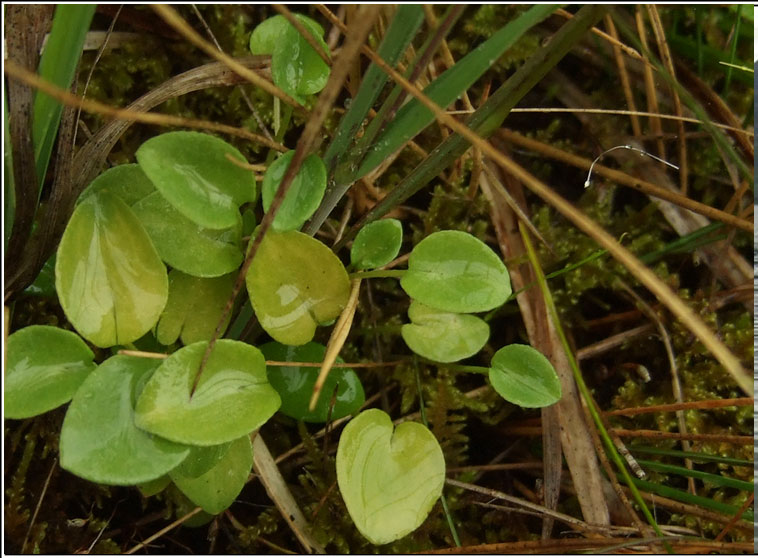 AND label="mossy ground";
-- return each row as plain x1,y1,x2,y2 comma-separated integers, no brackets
4,4,753,553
